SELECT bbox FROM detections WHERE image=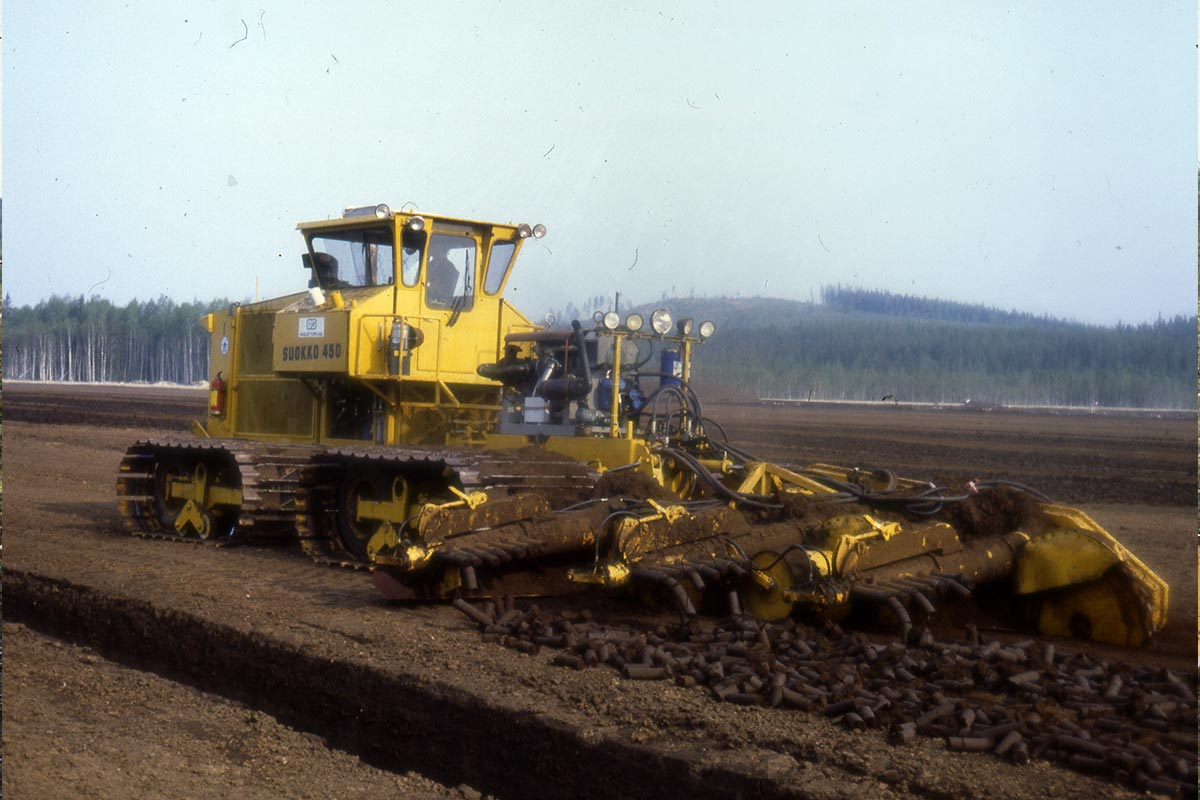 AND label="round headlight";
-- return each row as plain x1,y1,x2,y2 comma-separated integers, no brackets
532,223,547,239
699,320,716,339
625,313,644,332
603,311,621,330
517,223,533,239
407,216,426,232
676,318,694,336
592,310,606,324
345,203,393,219
650,308,672,335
